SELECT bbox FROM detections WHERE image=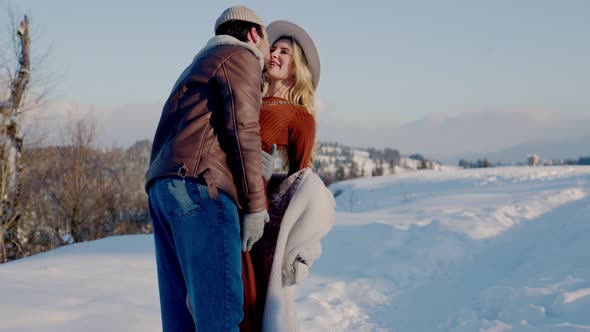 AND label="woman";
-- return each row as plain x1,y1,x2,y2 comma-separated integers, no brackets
259,19,319,174
241,20,335,332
